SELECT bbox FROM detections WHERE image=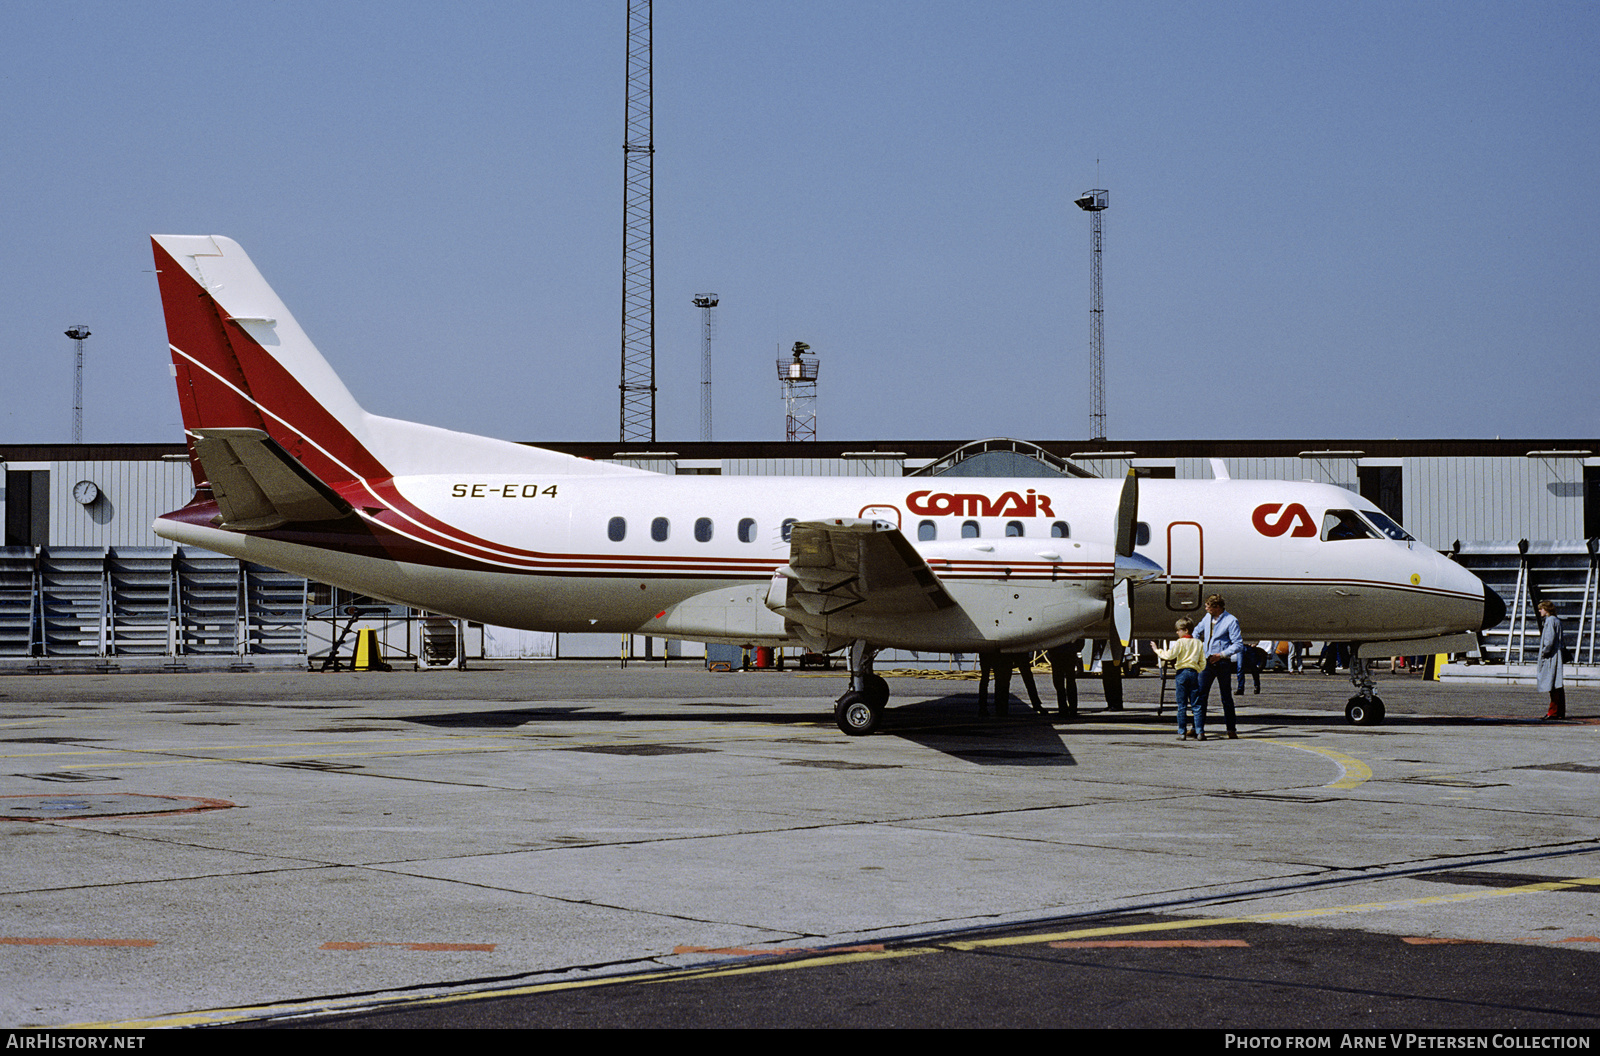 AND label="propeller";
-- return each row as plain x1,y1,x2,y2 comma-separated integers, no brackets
1107,470,1164,662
